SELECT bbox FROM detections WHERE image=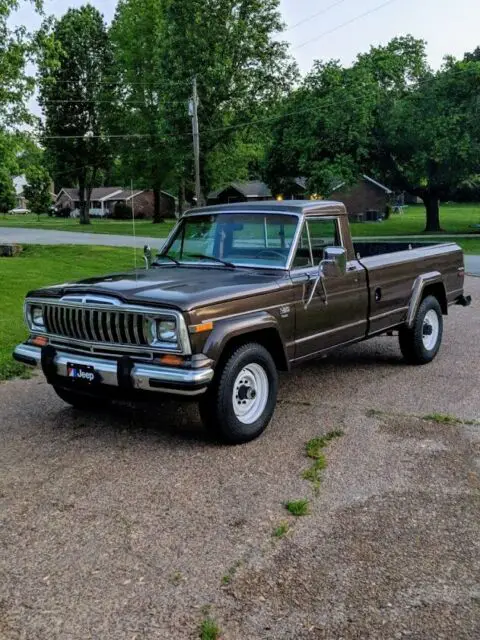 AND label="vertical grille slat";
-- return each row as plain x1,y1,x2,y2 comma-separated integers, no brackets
132,314,141,344
58,306,67,336
105,312,115,343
